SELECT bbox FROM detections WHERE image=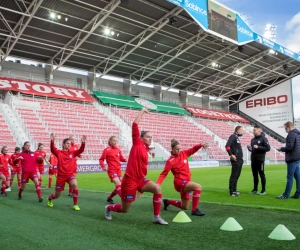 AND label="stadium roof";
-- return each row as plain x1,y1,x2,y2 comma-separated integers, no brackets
1,0,300,105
